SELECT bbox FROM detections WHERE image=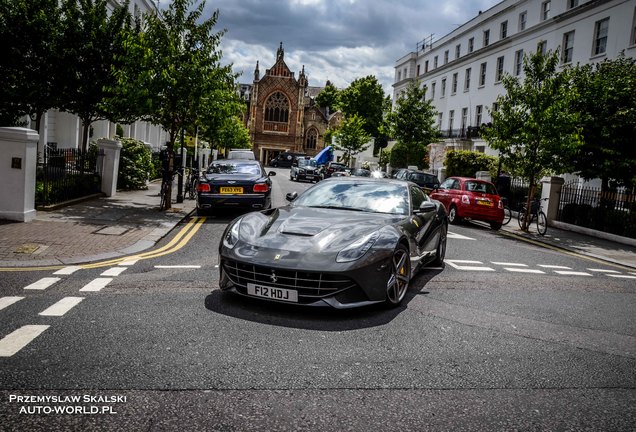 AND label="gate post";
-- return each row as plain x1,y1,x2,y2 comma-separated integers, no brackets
97,138,122,197
0,127,39,222
540,176,565,222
